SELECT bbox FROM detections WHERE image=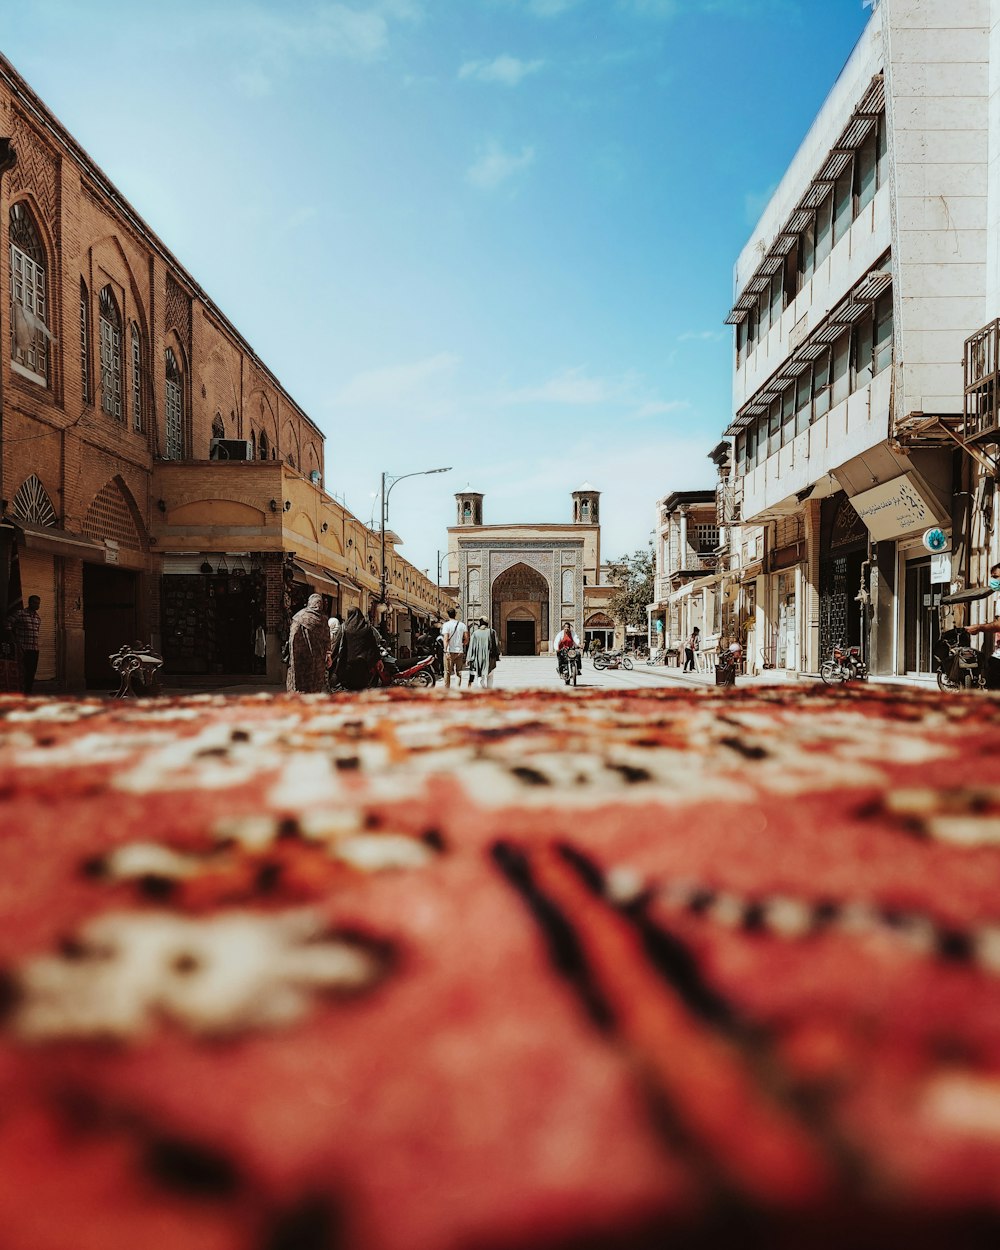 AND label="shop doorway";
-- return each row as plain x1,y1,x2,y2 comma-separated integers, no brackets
506,619,535,655
904,558,942,675
84,564,137,688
